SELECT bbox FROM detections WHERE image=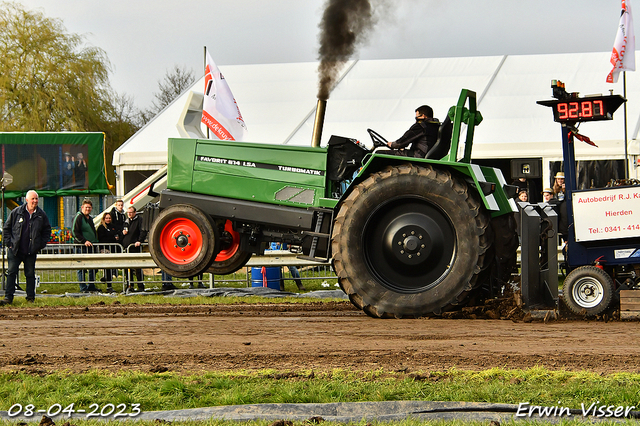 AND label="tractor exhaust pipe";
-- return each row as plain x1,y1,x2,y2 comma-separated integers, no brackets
311,99,326,148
